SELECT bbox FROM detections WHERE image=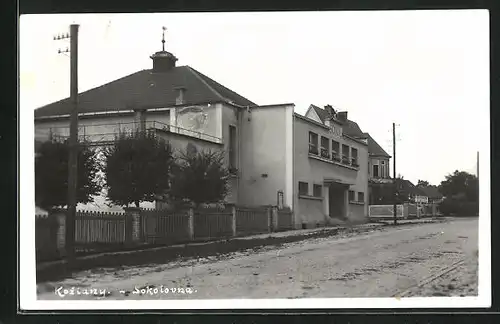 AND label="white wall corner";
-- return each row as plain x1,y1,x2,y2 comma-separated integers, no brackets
216,103,223,139
285,104,294,210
